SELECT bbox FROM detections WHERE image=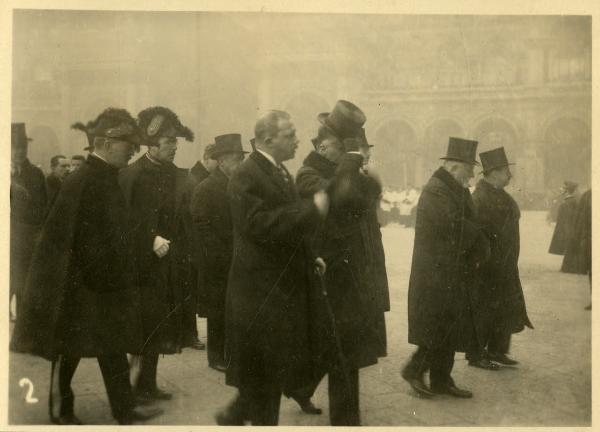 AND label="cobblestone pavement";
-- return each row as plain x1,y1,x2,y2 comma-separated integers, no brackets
8,211,591,426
